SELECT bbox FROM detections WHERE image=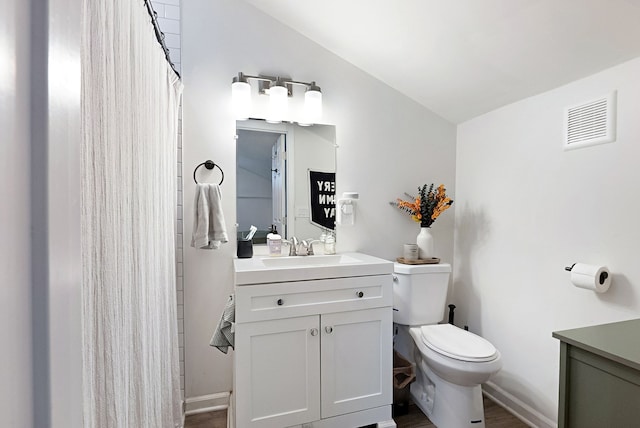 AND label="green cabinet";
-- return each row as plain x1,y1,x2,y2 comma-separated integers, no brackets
553,319,640,428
